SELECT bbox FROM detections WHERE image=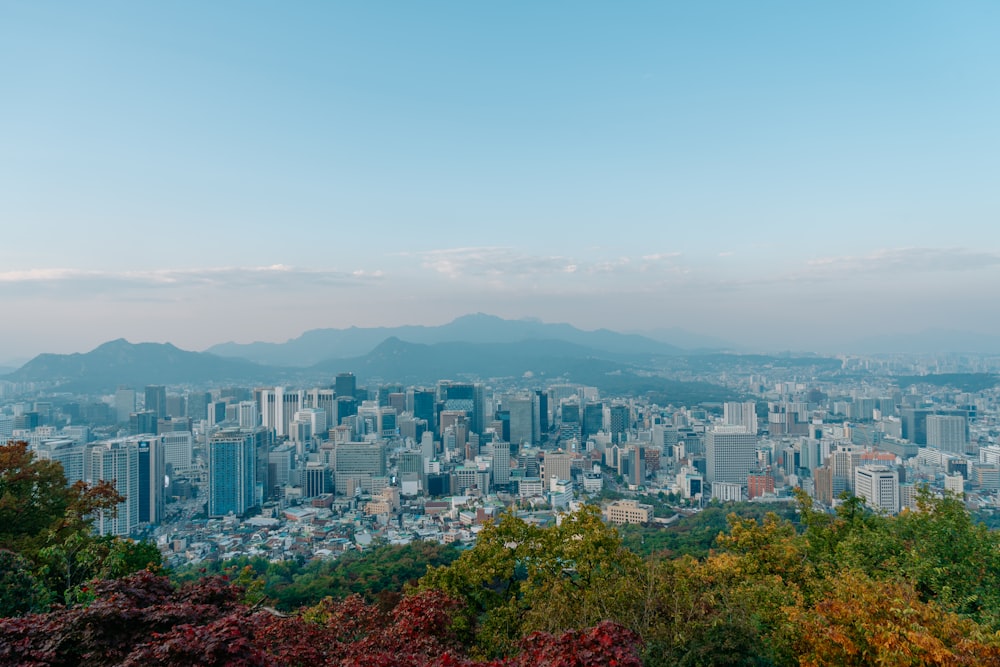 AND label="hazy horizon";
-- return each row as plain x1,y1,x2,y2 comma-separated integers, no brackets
4,2,999,361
